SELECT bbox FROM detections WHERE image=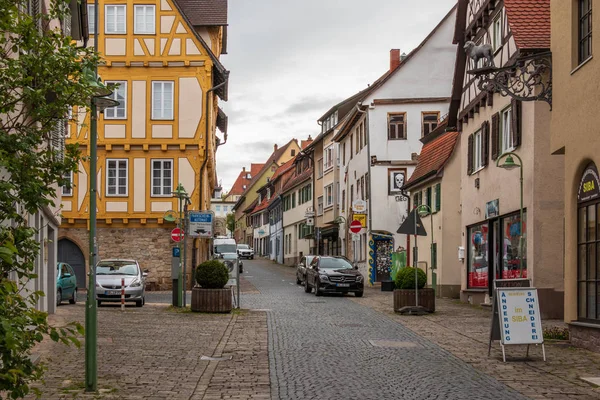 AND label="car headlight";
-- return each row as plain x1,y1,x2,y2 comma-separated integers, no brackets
319,275,329,281
356,275,364,282
129,278,142,287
